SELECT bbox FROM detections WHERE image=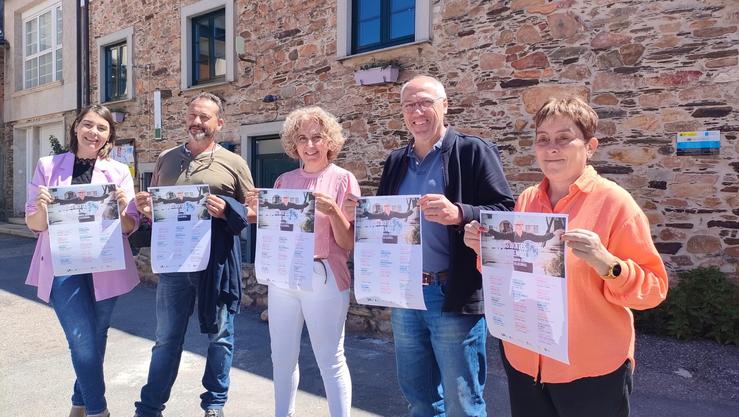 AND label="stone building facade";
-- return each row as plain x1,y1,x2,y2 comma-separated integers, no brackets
88,0,738,333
